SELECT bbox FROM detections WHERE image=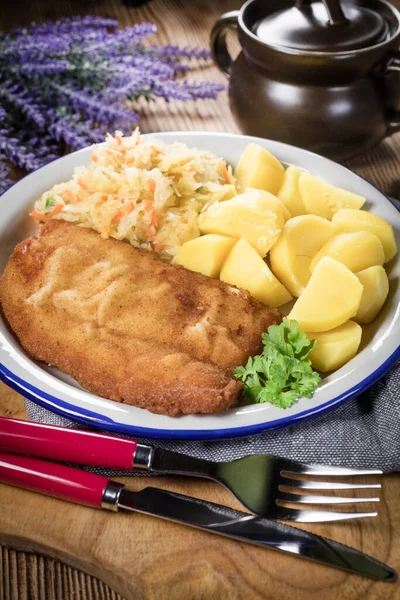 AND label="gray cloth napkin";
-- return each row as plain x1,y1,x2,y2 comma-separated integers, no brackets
25,358,400,474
